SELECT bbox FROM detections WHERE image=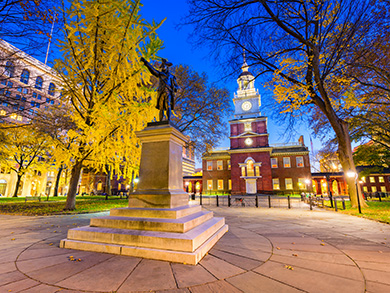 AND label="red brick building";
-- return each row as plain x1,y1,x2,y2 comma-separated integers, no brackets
202,59,312,195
